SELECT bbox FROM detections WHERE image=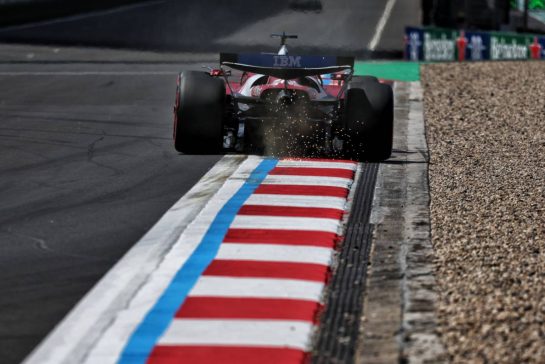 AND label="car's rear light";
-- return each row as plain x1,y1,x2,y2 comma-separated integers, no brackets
331,73,347,81
209,69,231,77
